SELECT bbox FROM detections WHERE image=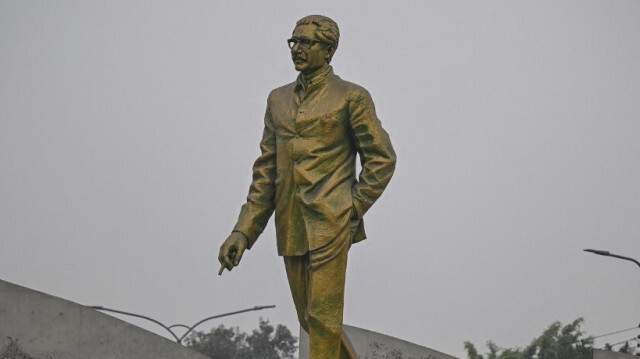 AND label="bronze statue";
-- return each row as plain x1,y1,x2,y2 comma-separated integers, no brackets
218,15,396,359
